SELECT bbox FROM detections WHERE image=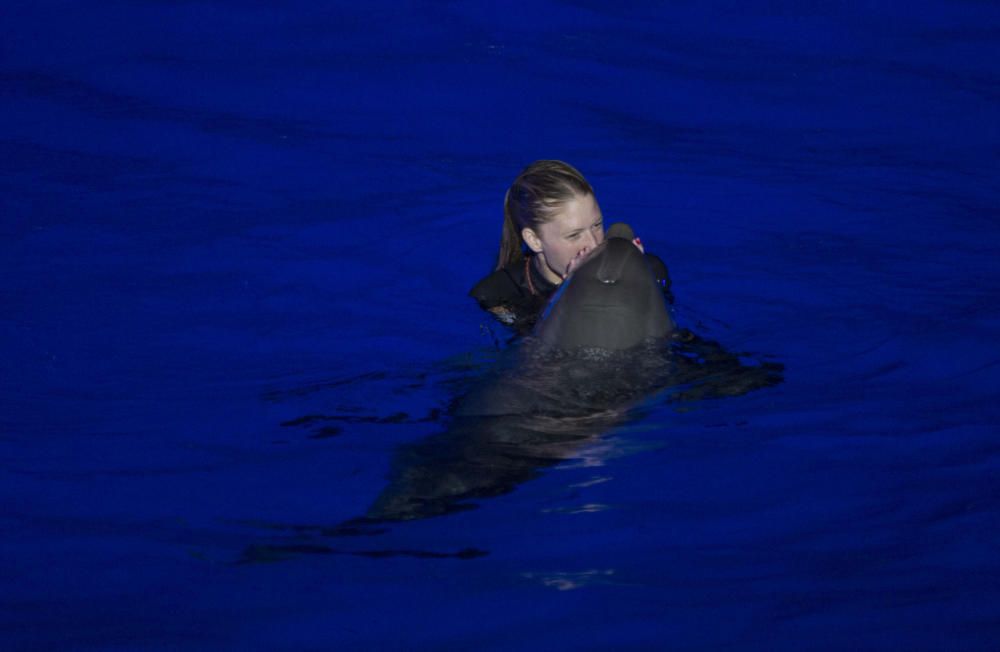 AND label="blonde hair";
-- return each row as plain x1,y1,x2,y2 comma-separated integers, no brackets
495,160,594,270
